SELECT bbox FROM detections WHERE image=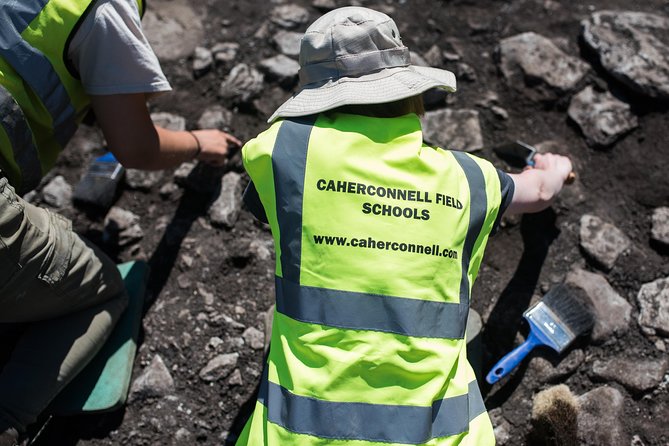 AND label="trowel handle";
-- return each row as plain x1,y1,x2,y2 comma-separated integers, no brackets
485,330,542,384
